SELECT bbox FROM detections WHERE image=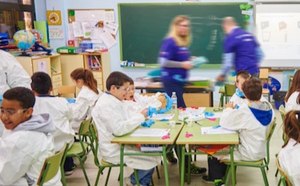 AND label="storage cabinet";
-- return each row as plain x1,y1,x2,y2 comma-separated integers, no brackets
60,52,110,91
16,54,62,95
